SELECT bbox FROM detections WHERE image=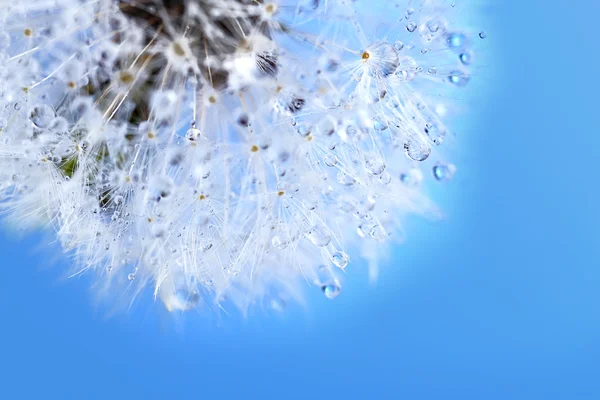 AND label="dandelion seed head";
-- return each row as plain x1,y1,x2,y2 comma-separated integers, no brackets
0,0,485,314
